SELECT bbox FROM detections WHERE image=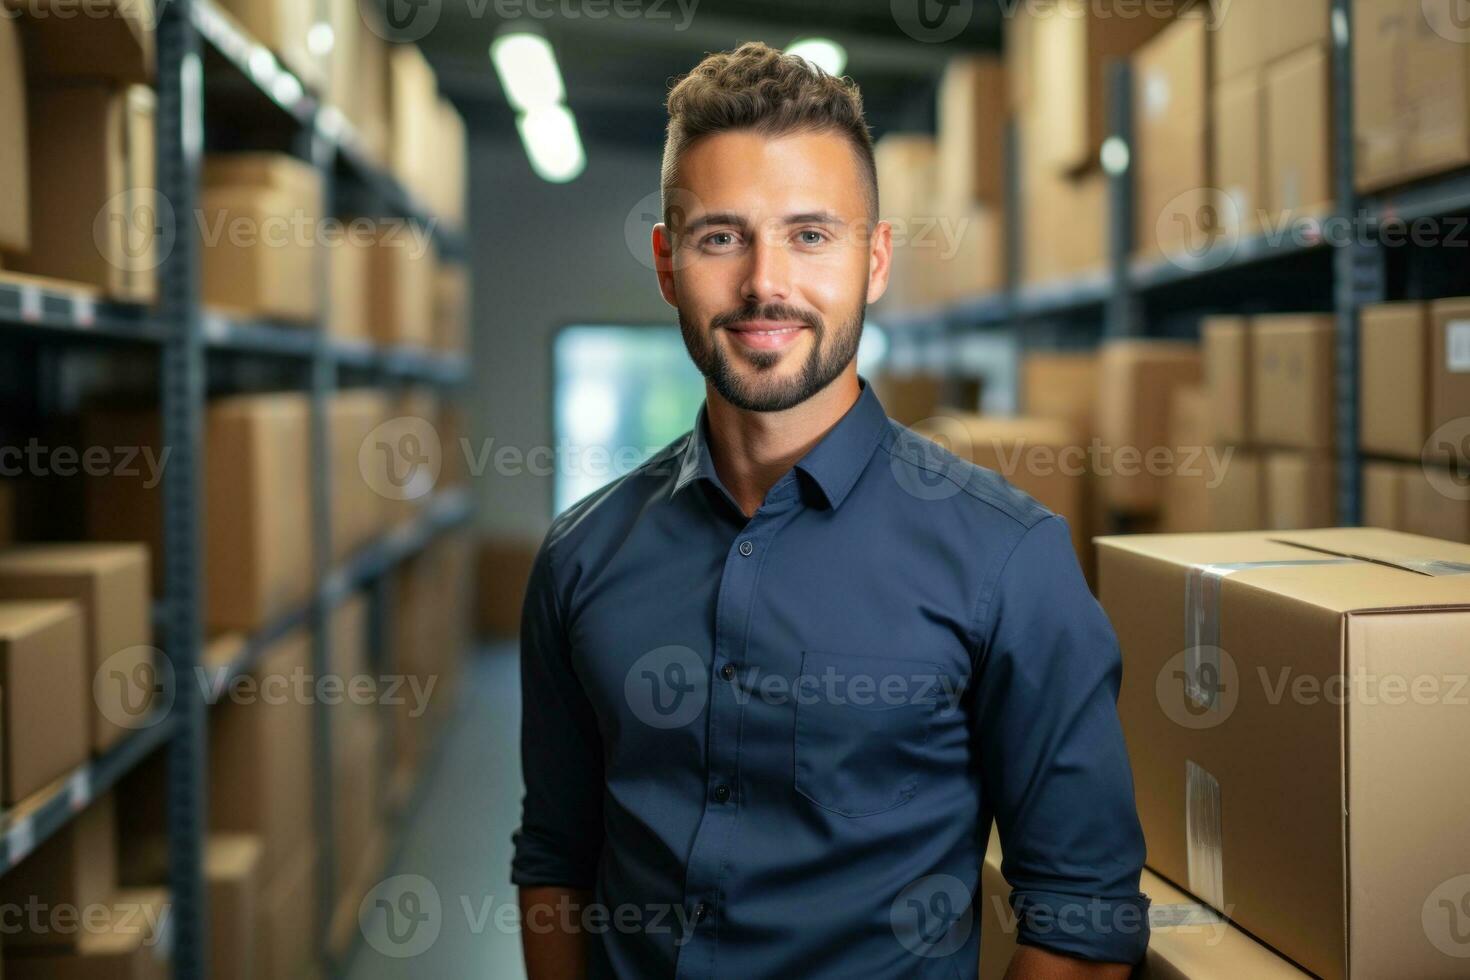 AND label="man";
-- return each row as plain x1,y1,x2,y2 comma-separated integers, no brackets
513,41,1150,979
